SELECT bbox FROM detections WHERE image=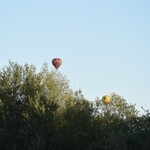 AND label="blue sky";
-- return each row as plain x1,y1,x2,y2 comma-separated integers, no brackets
0,0,150,112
